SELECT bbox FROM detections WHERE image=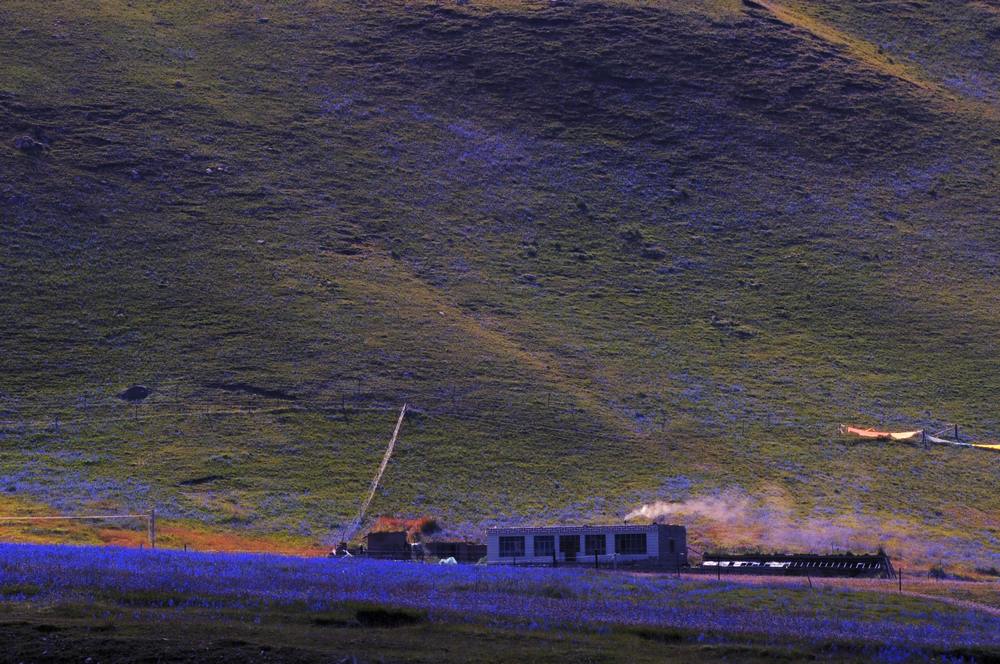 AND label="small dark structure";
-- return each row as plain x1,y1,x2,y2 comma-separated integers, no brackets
701,552,895,579
118,385,152,402
423,540,487,563
365,531,410,560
